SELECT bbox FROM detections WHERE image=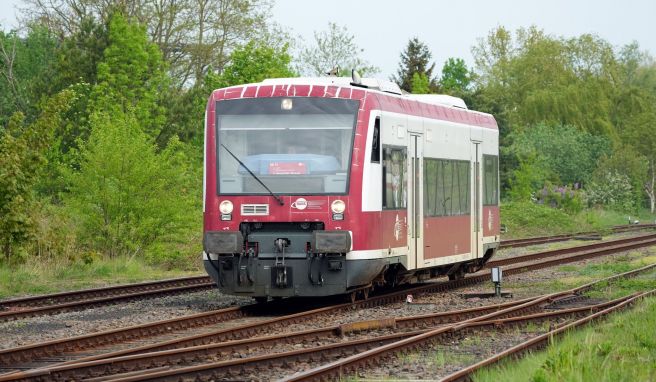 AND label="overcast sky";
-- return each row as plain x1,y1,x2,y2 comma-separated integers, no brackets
1,0,655,79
